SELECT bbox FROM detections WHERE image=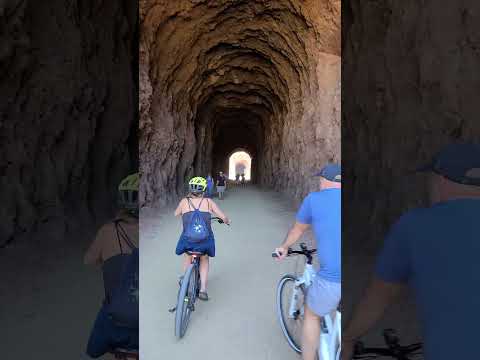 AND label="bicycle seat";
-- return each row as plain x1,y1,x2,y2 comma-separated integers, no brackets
186,251,206,256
